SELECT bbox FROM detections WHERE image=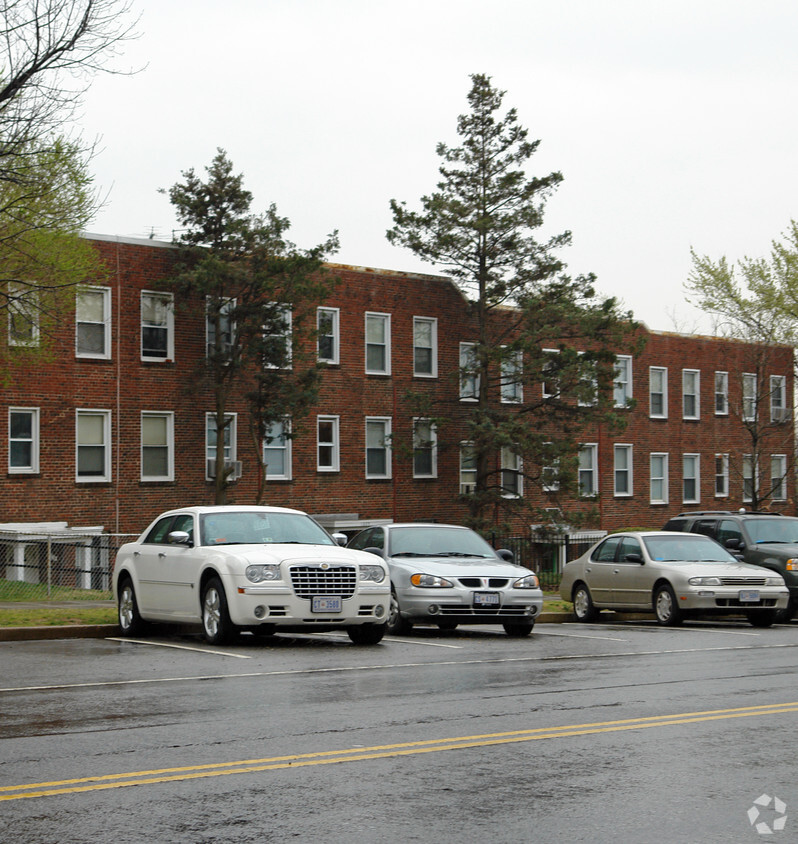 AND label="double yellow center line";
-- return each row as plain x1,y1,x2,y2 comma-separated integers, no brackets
3,701,796,802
